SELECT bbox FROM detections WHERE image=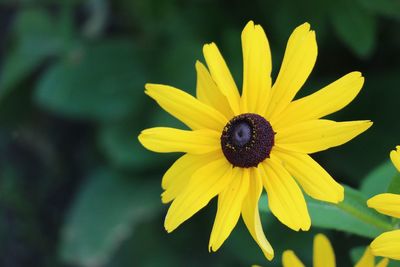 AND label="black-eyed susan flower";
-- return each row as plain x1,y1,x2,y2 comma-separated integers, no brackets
367,146,400,260
282,234,389,267
138,21,372,260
